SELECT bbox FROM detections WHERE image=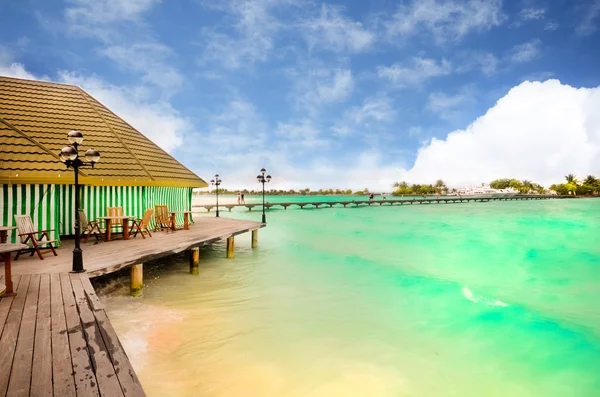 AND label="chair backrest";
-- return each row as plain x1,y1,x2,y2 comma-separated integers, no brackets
140,208,154,227
14,215,35,243
155,205,169,223
78,210,89,229
107,206,123,219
